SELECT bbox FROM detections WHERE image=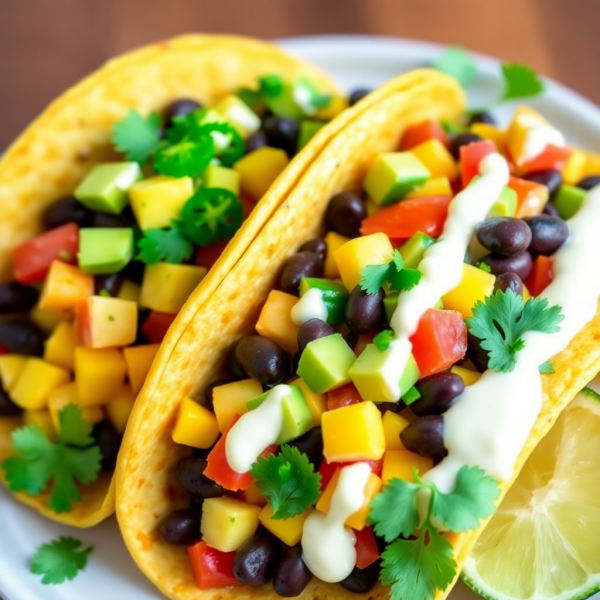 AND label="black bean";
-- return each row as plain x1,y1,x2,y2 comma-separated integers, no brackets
0,320,45,356
94,273,125,297
0,283,39,314
494,272,524,297
480,251,532,280
279,252,323,295
92,213,131,228
339,561,381,594
449,132,482,160
375,400,407,415
234,534,280,586
346,286,385,335
342,328,358,351
159,507,202,546
468,112,497,126
297,319,335,354
273,545,312,597
400,416,446,460
299,238,327,261
523,215,569,256
43,197,93,229
476,217,532,256
577,175,600,190
467,332,489,372
543,203,561,218
245,130,268,154
523,170,563,198
205,379,233,408
231,335,291,387
121,260,146,285
326,192,367,238
412,372,465,417
163,99,202,127
175,457,227,498
92,421,122,471
287,427,323,468
349,88,372,106
263,116,300,157
0,383,22,416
